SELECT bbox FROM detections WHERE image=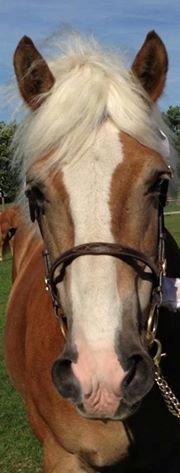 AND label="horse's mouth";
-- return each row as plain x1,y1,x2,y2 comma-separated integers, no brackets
76,399,141,421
